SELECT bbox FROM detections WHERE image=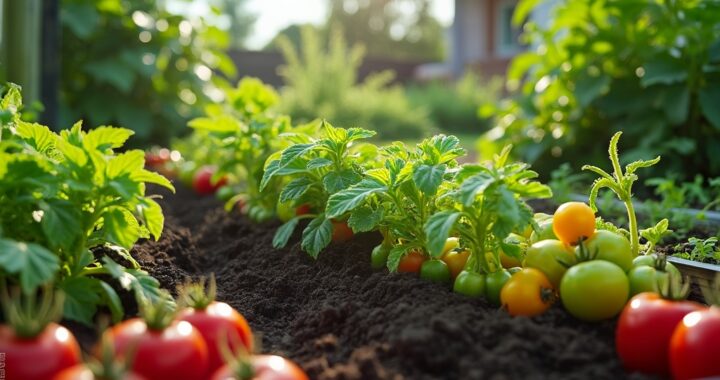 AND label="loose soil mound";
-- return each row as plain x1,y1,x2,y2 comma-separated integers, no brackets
85,185,656,380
